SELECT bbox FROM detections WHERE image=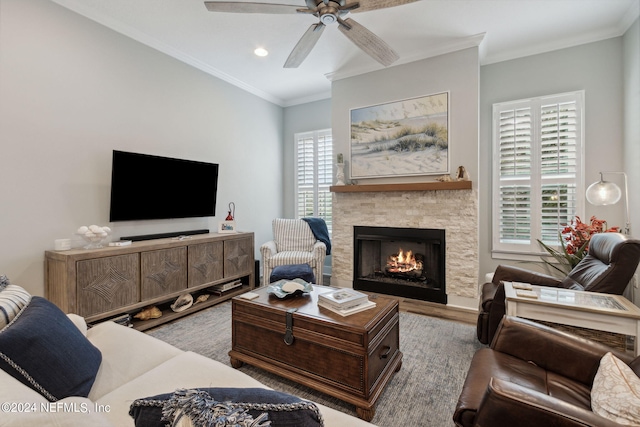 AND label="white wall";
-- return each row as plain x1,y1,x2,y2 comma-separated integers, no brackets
624,19,640,239
331,48,480,186
623,18,640,304
0,0,283,295
479,37,627,280
282,98,332,218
